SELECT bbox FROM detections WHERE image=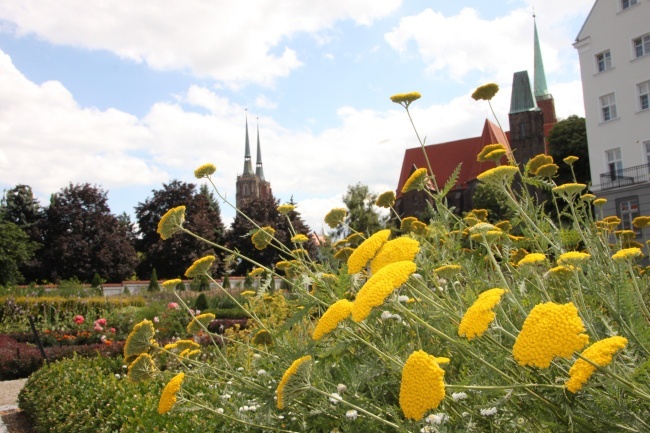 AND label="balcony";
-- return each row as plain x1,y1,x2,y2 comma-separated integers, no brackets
600,162,650,190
